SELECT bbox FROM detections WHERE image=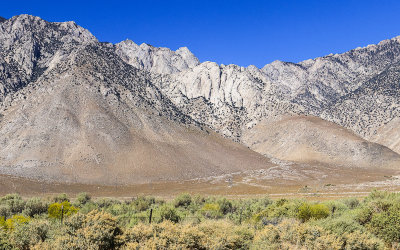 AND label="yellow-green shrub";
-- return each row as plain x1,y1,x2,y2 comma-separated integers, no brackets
5,214,30,231
200,203,222,219
48,201,78,220
0,216,5,229
297,203,330,222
